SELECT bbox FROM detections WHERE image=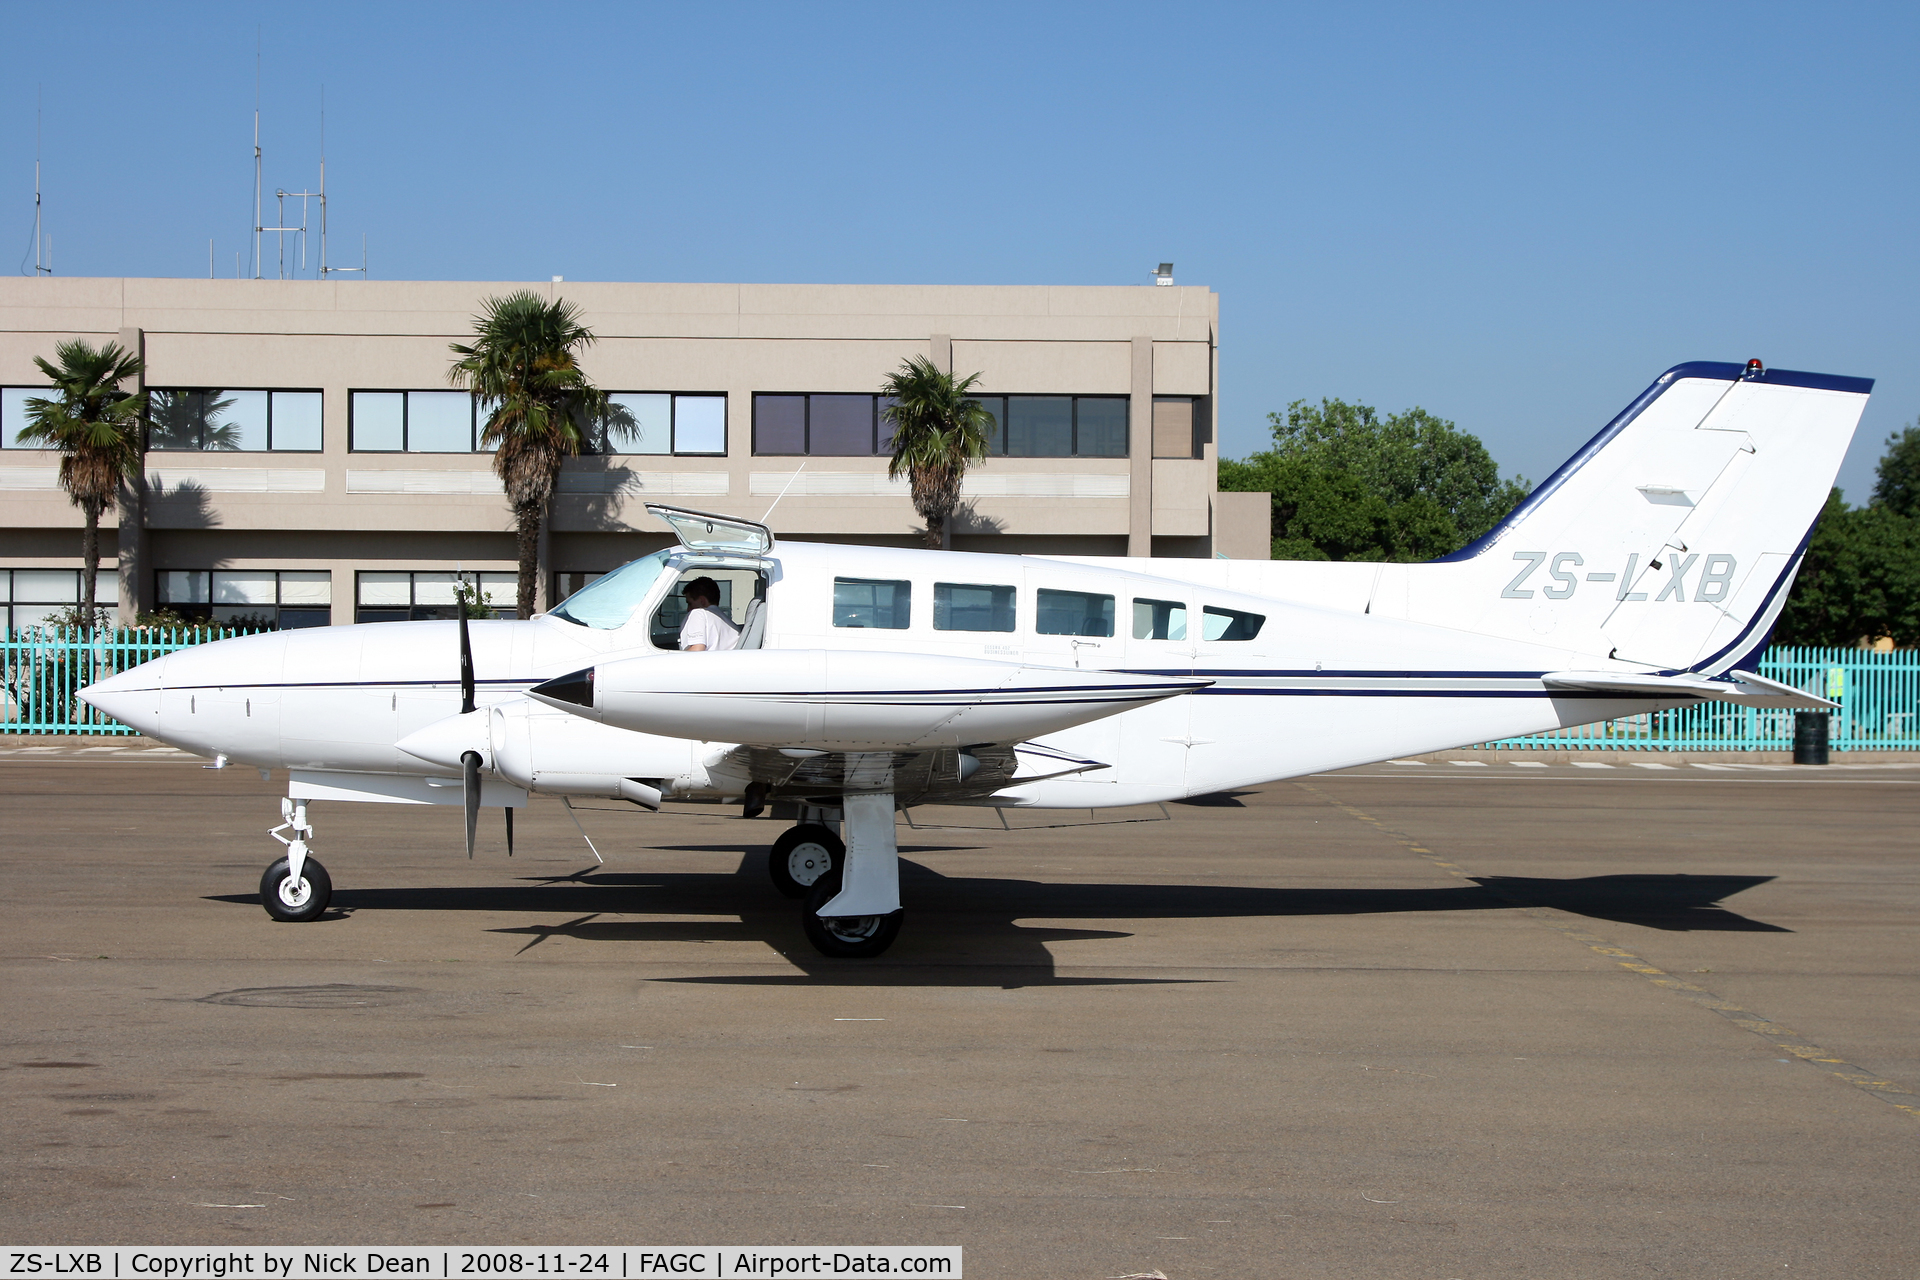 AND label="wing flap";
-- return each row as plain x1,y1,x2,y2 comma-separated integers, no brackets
1542,668,1836,709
